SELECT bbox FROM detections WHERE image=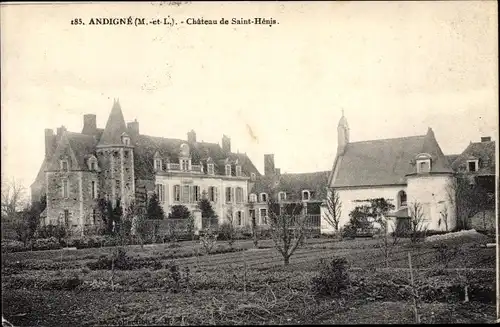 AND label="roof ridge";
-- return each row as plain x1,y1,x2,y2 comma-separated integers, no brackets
349,134,426,144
